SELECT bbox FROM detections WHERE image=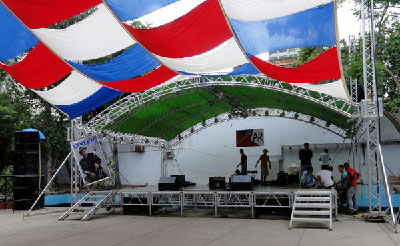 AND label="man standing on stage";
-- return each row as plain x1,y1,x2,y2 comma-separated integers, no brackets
299,143,313,178
236,149,248,175
255,149,272,183
344,162,360,215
